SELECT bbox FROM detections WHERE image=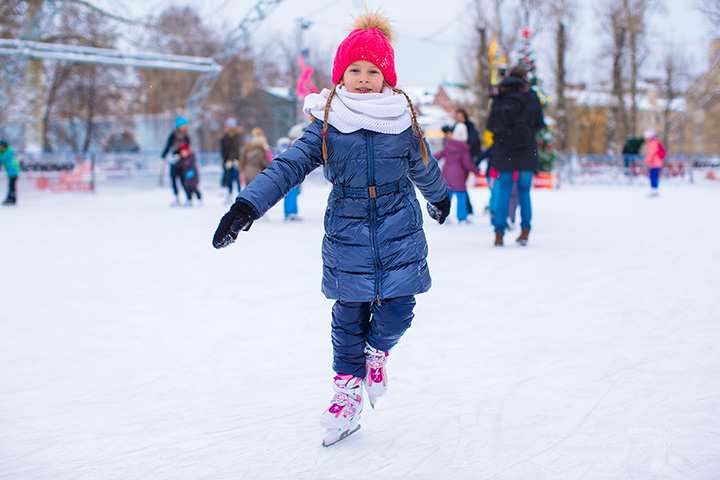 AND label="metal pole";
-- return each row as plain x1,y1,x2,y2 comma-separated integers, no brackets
23,0,46,154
